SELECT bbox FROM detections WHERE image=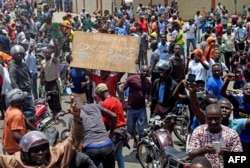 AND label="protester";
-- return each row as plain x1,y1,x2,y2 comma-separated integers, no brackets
184,19,196,56
8,45,35,118
68,98,117,168
95,83,129,168
120,65,151,148
40,42,62,124
220,75,250,152
187,104,243,168
0,96,84,167
151,60,177,131
2,89,36,155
